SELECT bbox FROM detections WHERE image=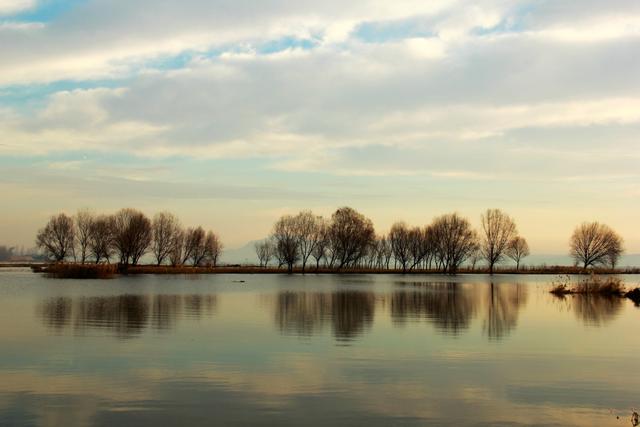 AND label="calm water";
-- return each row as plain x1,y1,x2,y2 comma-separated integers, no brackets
0,269,639,427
